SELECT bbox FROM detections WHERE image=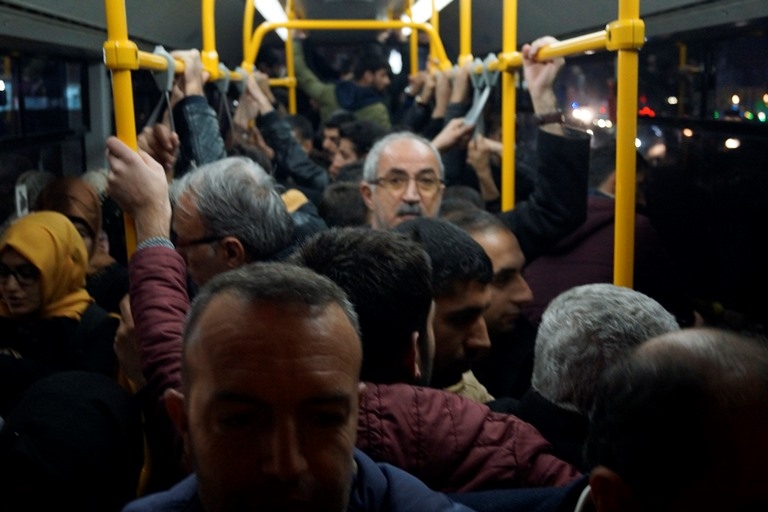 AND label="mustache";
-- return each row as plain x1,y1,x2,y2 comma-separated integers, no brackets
396,203,422,217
